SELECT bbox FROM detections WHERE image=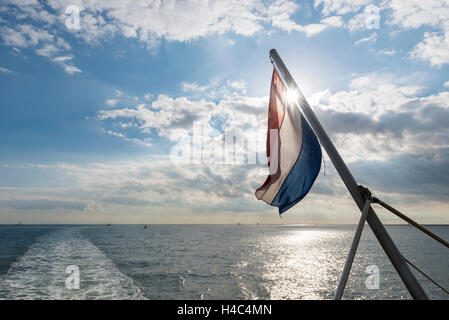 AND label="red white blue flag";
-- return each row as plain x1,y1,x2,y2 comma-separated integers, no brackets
255,69,322,214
